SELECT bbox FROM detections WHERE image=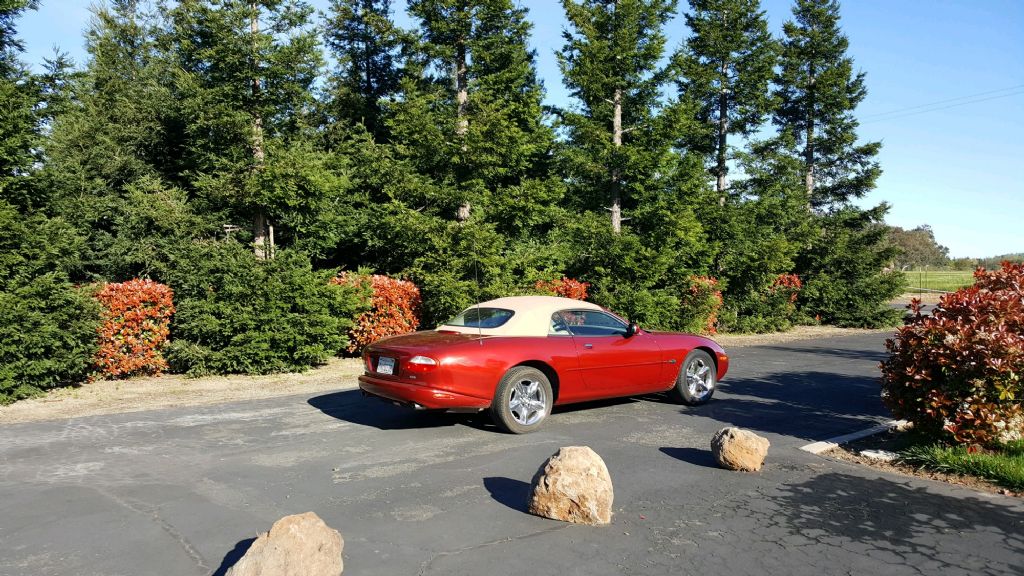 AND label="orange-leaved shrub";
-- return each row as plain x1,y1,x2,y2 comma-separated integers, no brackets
772,273,803,304
94,279,175,378
680,276,723,335
881,262,1024,445
332,272,422,353
534,277,590,300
